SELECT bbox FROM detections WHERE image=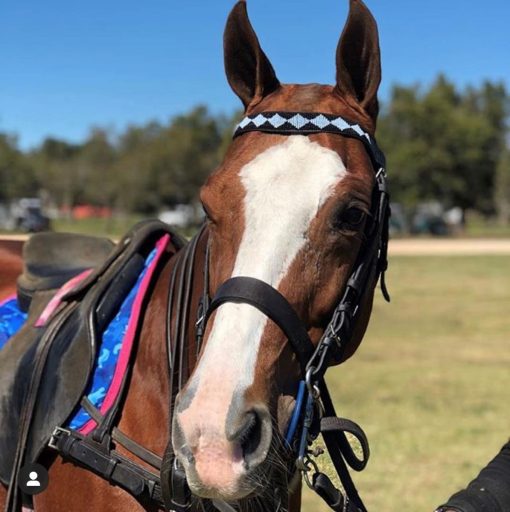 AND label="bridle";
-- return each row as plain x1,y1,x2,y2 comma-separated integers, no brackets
163,110,390,512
